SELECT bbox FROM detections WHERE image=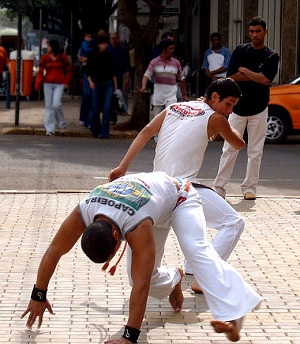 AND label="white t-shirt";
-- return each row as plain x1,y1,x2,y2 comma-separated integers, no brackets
78,172,179,237
207,51,226,77
154,101,214,181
